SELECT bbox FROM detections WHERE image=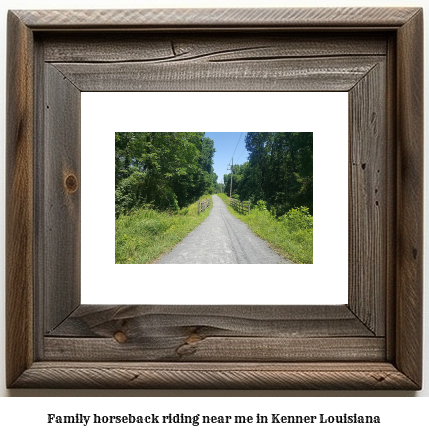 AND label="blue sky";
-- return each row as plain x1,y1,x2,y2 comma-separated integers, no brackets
204,132,248,184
